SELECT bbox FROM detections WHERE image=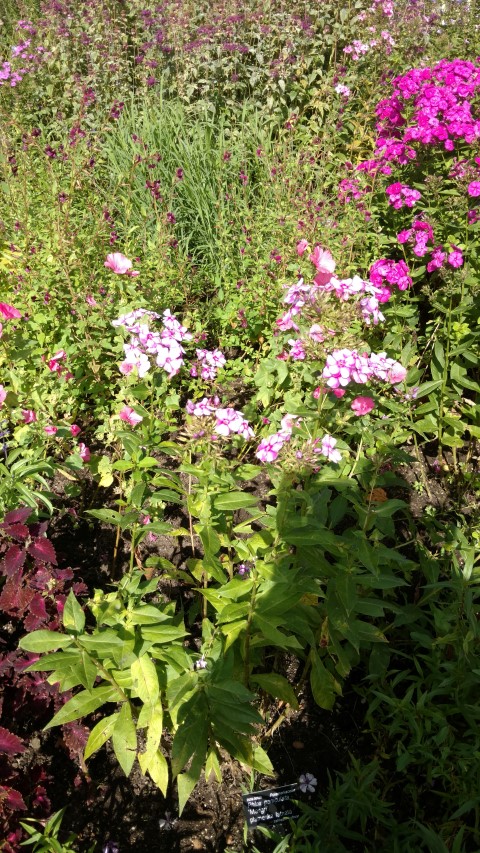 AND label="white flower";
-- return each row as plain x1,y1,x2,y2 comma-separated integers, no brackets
298,773,318,793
